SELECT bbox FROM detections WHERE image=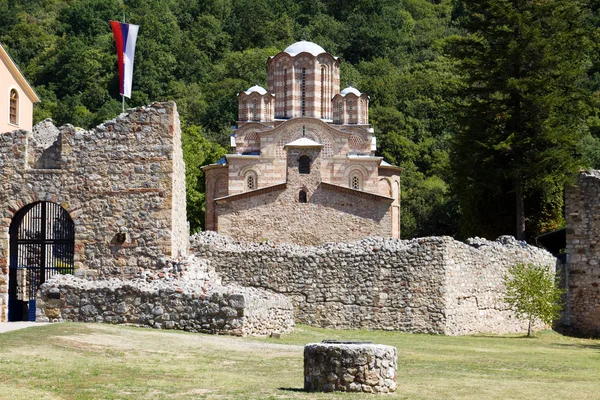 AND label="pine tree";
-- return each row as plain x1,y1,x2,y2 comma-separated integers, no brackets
446,0,592,240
